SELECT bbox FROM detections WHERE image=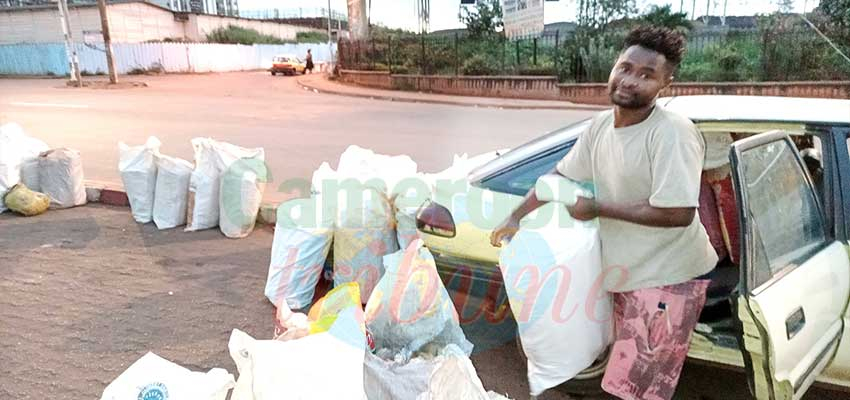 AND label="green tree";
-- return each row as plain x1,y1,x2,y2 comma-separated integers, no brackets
816,0,850,27
577,0,636,32
459,0,504,38
637,4,693,31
